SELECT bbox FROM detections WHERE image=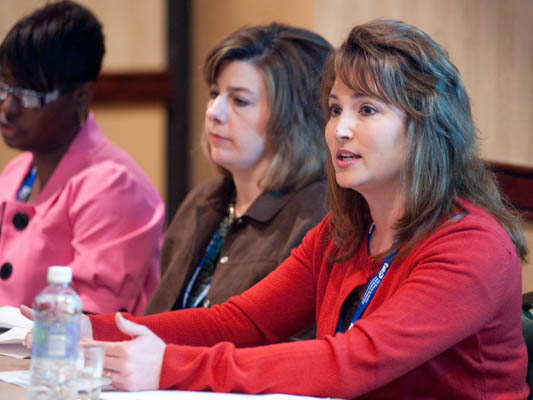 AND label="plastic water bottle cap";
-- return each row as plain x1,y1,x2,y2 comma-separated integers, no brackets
47,266,72,284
